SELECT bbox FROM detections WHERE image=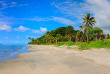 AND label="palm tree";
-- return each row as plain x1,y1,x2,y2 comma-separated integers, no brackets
82,13,96,42
28,37,31,40
31,38,34,42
